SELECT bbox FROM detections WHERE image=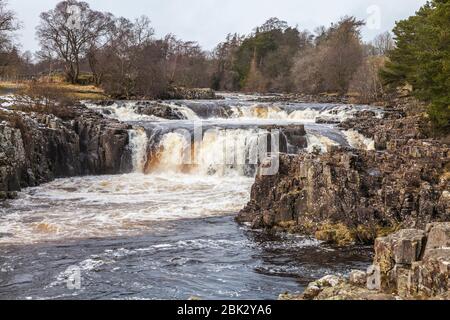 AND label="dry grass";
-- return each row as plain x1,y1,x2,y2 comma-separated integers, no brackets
0,80,108,101
51,82,107,100
0,81,27,95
